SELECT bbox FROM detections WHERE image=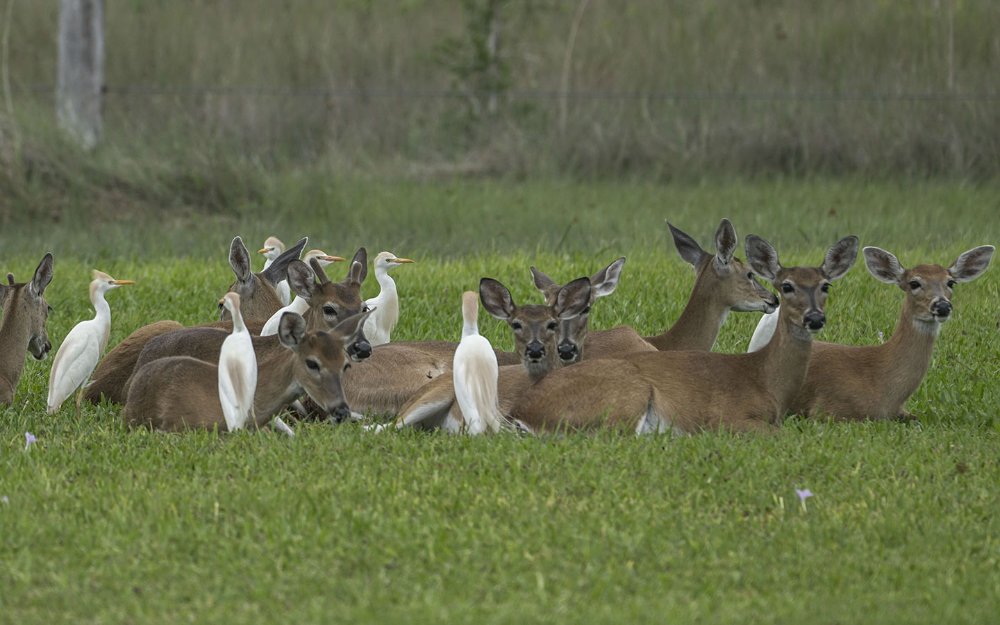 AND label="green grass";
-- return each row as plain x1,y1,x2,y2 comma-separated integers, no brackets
2,179,1000,623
